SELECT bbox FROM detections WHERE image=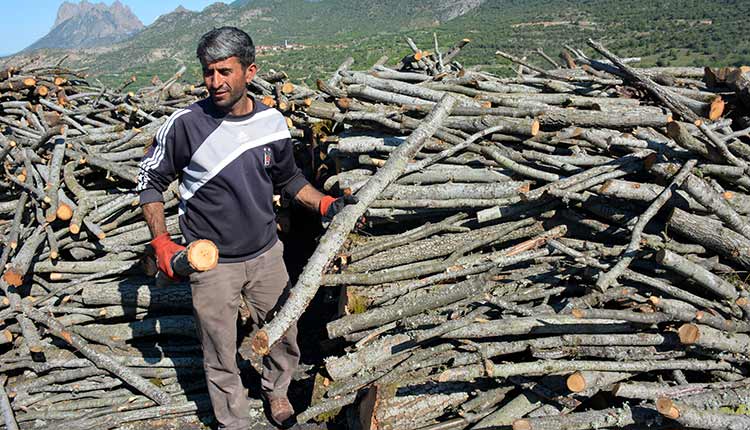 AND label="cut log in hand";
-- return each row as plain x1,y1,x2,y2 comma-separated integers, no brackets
170,239,219,277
